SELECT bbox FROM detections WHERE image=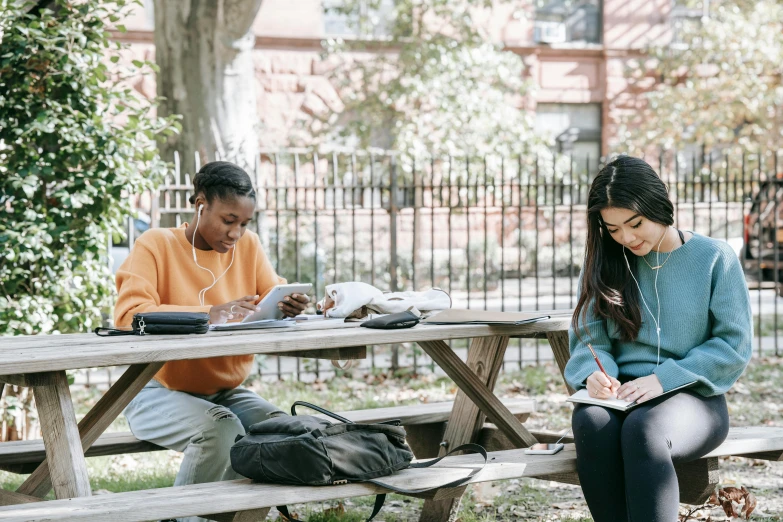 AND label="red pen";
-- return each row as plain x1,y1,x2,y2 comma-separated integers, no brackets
587,343,611,382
